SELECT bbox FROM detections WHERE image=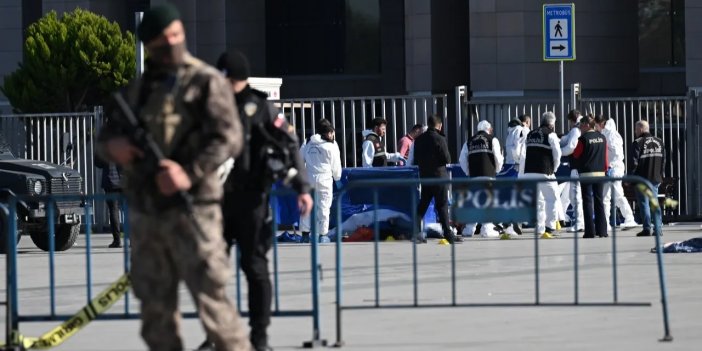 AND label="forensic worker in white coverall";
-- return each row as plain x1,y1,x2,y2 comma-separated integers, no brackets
499,114,531,235
560,110,585,232
520,112,562,237
300,119,343,239
459,120,504,237
594,115,639,230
